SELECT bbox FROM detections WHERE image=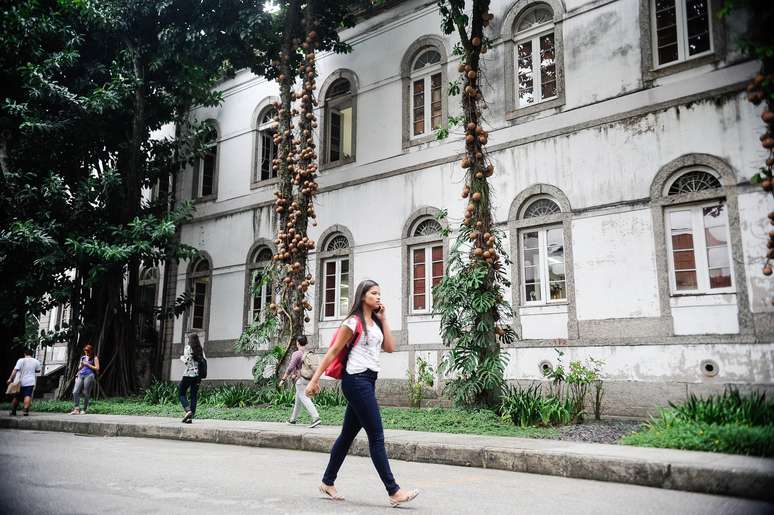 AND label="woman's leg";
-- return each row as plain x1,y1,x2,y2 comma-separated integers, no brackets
73,375,84,410
82,375,95,412
344,374,400,495
321,402,362,487
178,377,191,412
190,379,200,416
291,379,303,422
296,378,319,420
